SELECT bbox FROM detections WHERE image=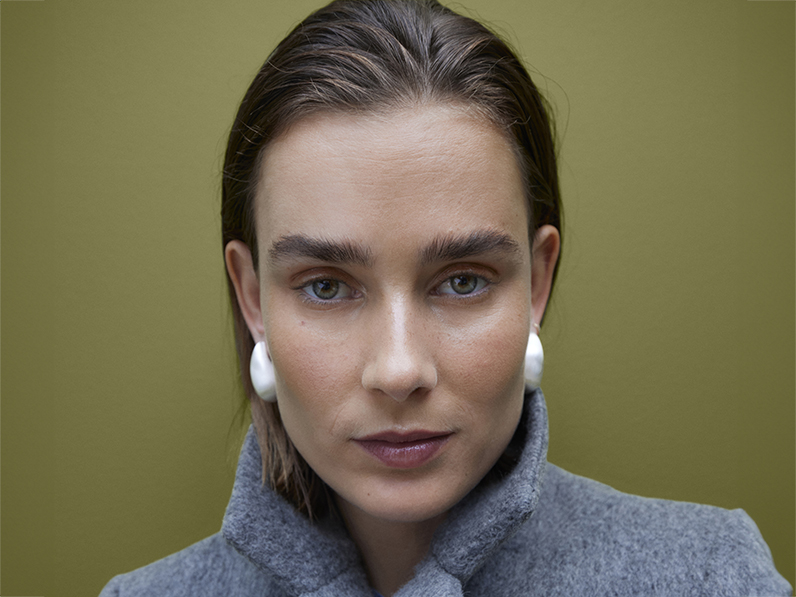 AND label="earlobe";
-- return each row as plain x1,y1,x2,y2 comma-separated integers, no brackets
530,224,561,325
224,240,266,341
